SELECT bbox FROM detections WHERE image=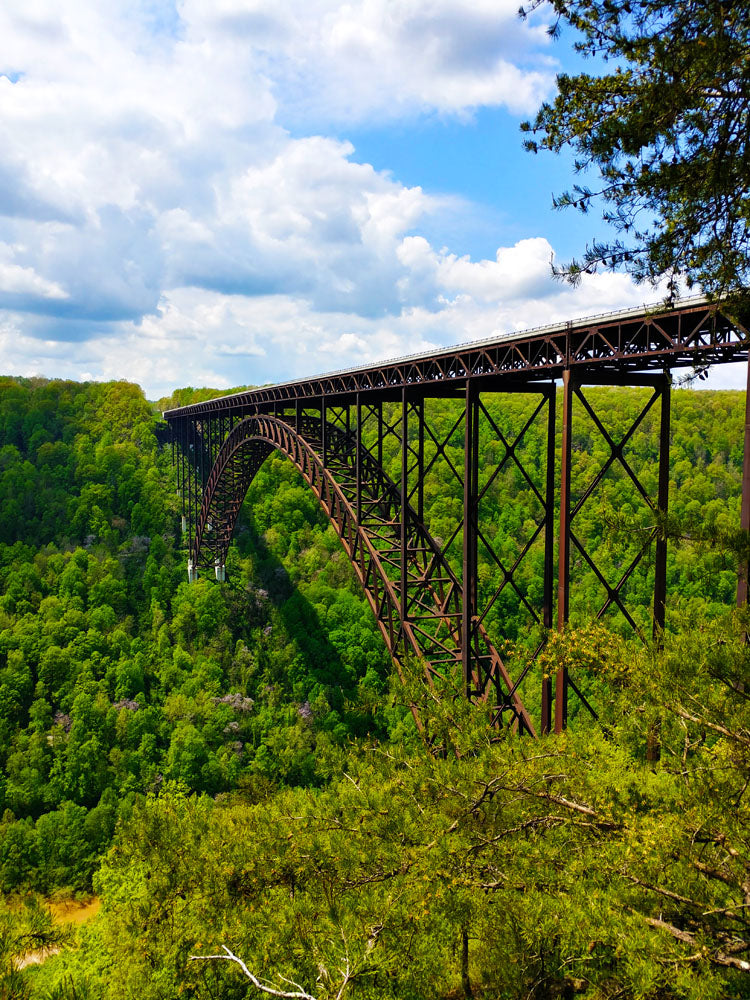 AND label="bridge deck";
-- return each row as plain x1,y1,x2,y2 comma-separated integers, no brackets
163,296,749,419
